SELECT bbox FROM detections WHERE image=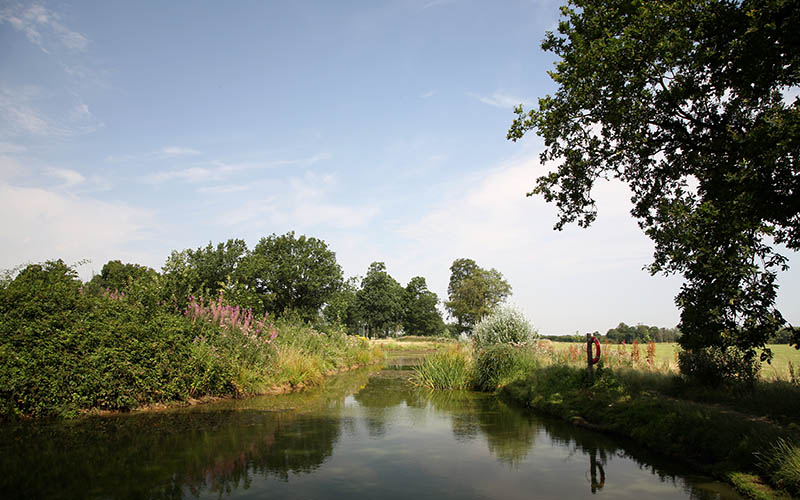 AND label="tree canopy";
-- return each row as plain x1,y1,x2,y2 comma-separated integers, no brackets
445,258,512,334
509,0,799,381
245,232,343,321
355,262,405,338
403,276,446,336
